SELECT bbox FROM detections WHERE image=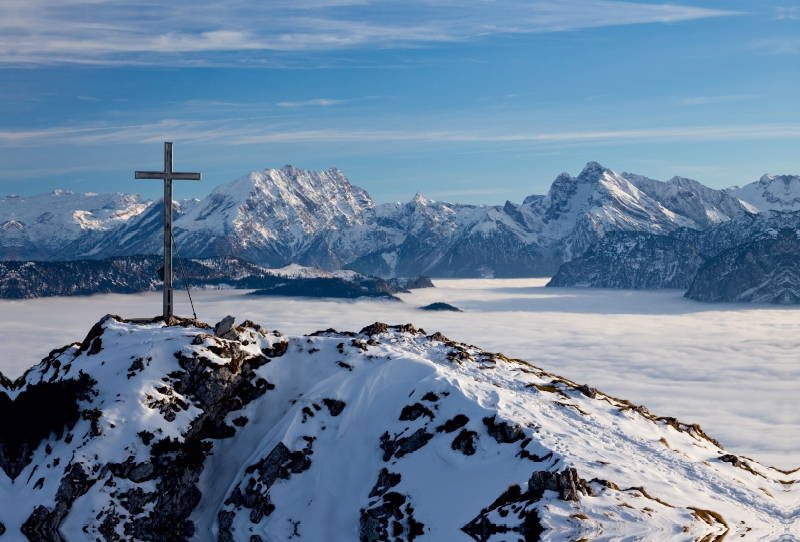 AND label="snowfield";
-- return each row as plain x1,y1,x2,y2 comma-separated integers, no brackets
0,313,796,541
0,278,798,478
